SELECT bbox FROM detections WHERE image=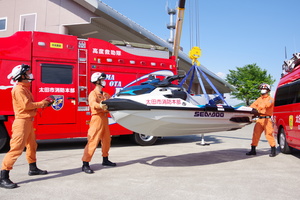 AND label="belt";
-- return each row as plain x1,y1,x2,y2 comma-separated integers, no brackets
92,113,107,116
258,116,271,119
